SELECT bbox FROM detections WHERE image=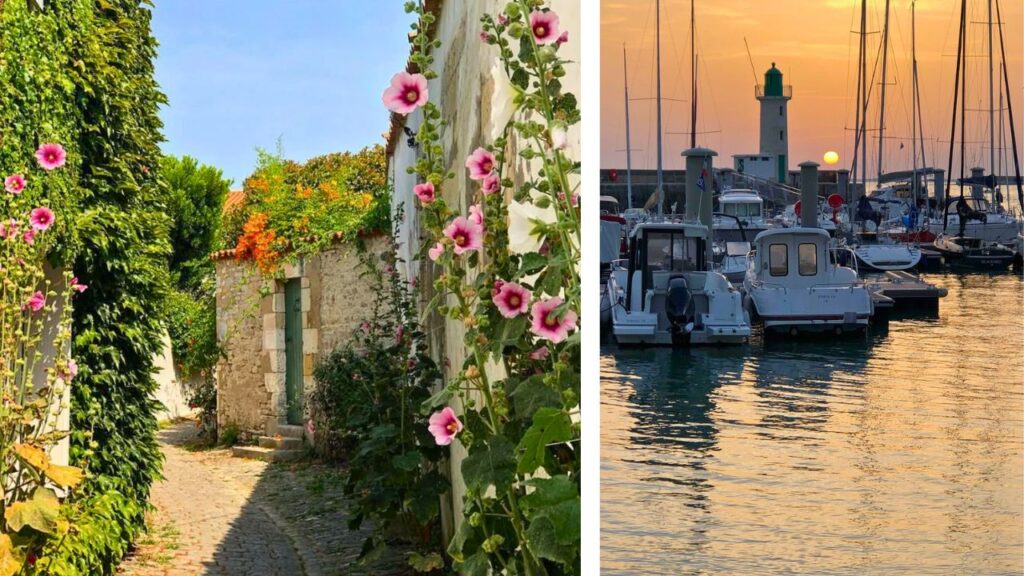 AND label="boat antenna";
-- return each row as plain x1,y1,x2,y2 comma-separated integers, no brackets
624,44,634,211
943,0,967,232
744,37,759,86
995,0,1023,212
